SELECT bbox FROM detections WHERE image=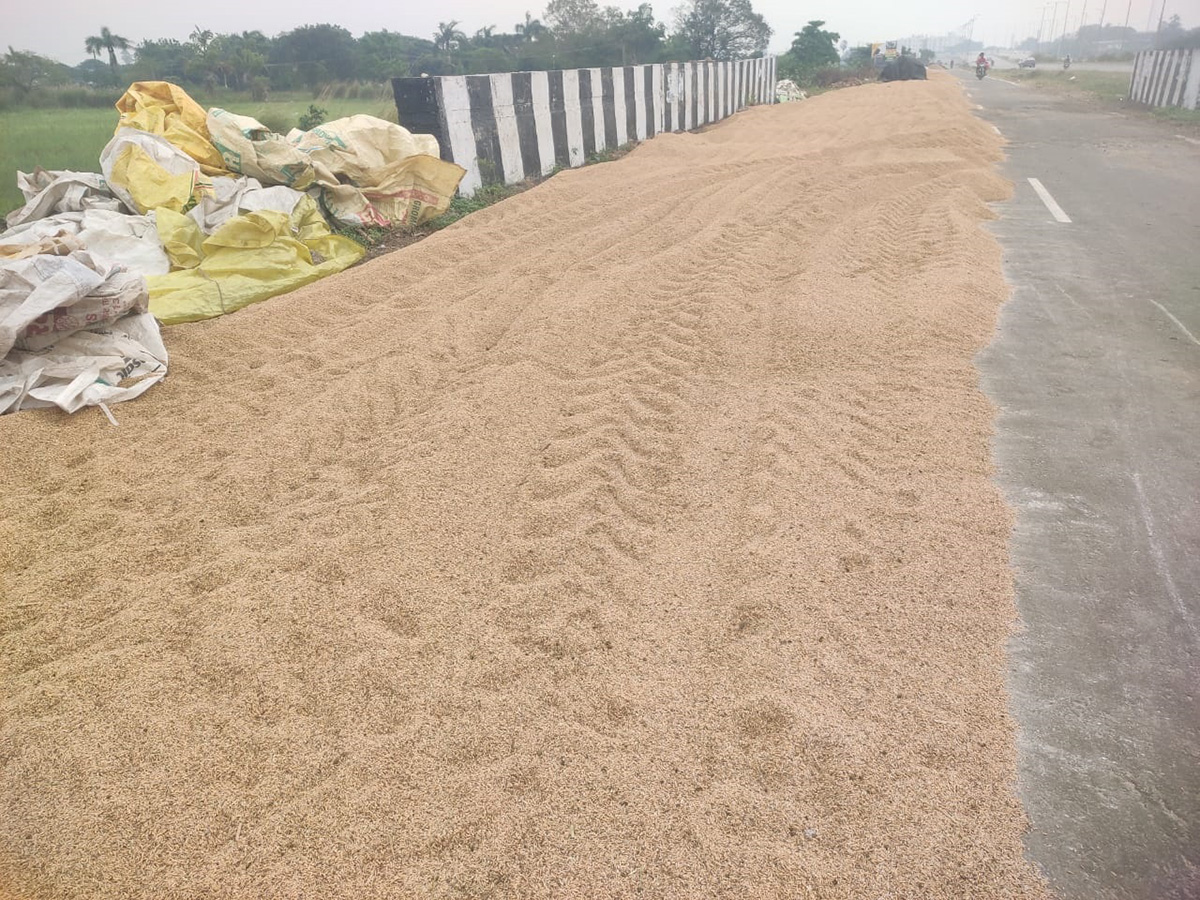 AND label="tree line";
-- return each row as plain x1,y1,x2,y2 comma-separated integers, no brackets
2,0,775,100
